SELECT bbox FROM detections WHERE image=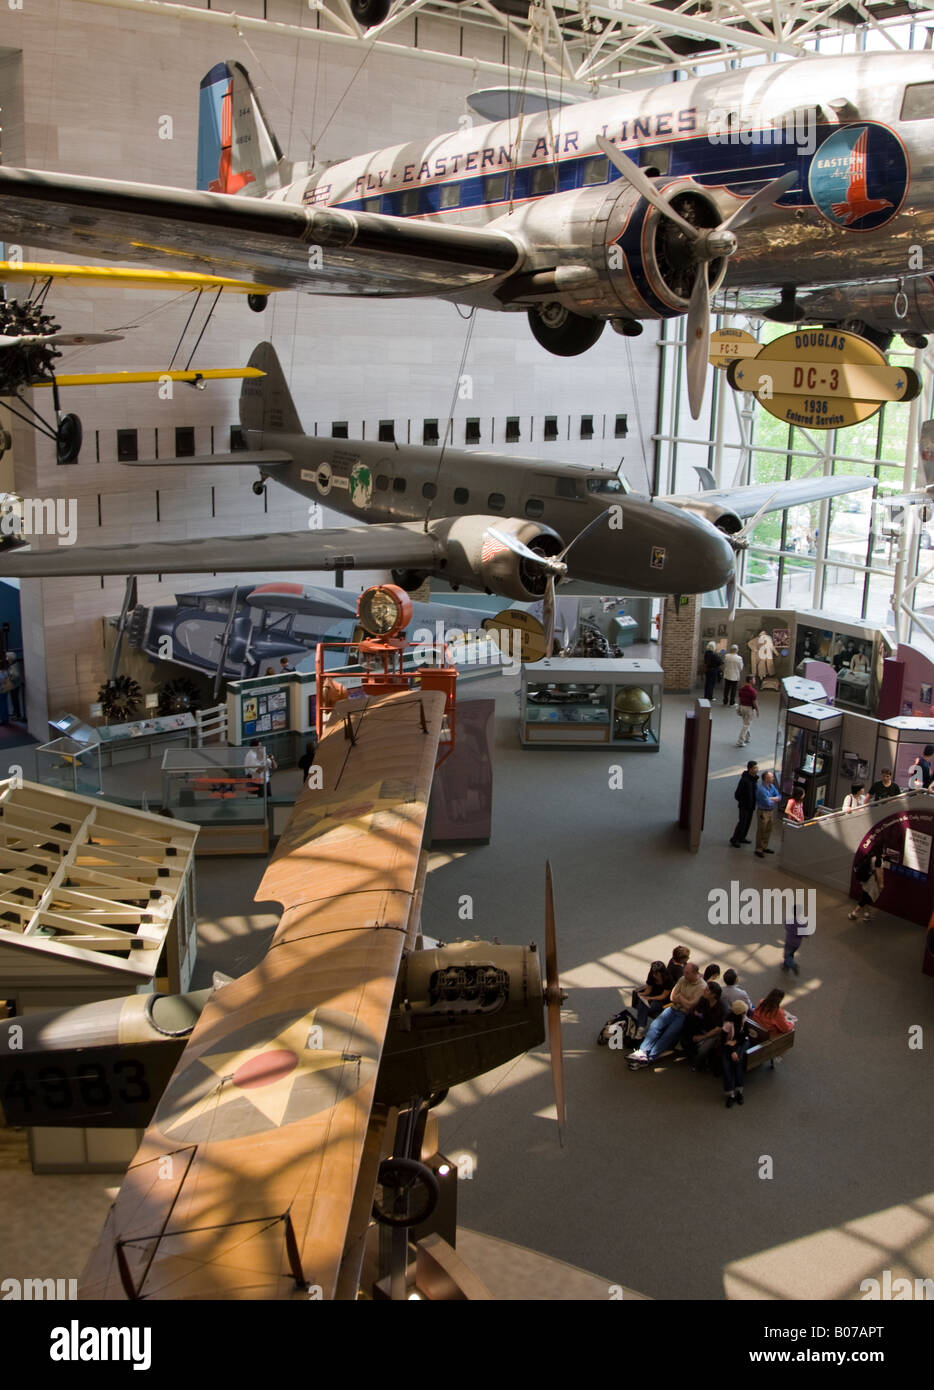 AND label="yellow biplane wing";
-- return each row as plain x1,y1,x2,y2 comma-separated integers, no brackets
0,262,282,295
31,367,265,388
